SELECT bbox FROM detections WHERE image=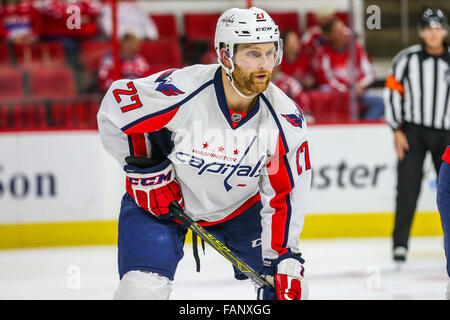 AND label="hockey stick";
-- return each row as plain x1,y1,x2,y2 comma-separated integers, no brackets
169,201,274,288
